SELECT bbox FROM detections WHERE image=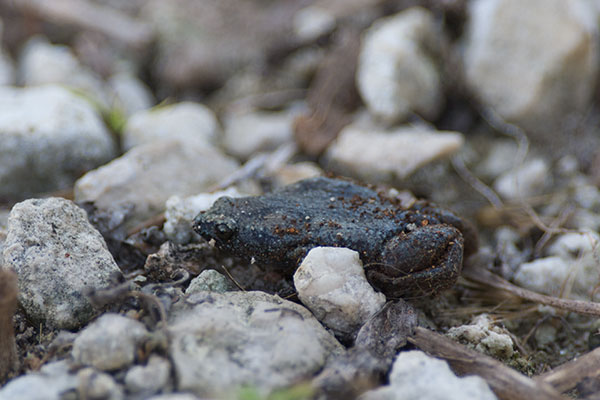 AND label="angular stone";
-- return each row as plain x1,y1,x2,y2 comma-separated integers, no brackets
2,198,121,329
